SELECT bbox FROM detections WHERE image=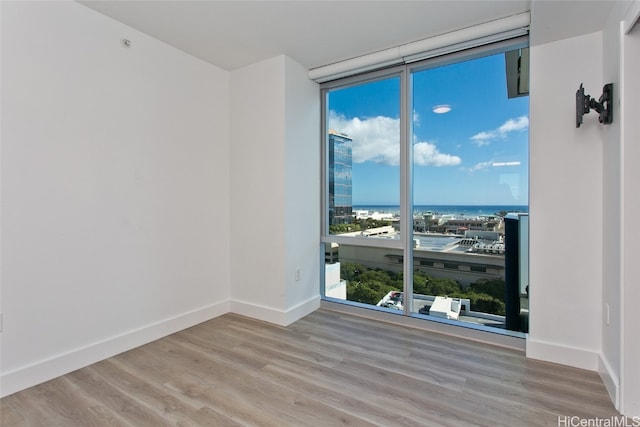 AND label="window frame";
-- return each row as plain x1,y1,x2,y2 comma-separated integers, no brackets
320,66,408,248
320,37,529,332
